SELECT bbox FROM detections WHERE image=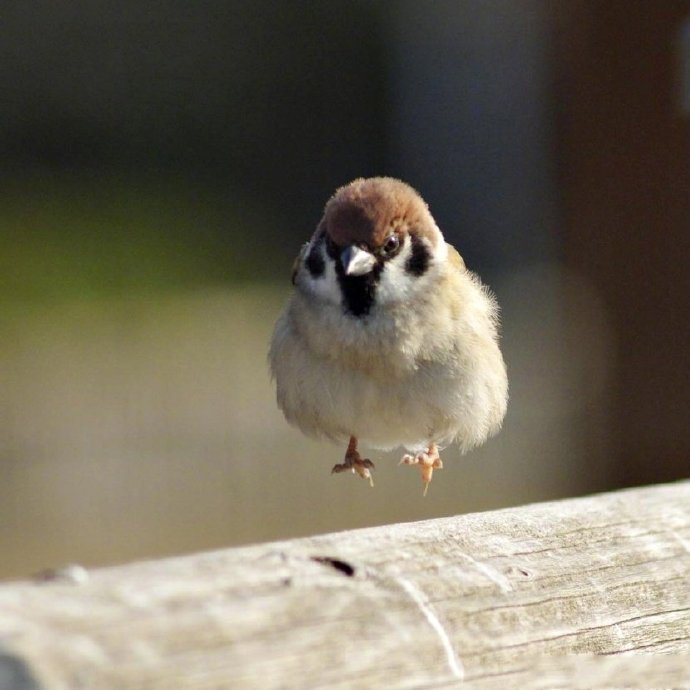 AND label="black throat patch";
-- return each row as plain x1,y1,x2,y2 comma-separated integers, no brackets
334,261,383,317
326,237,383,318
